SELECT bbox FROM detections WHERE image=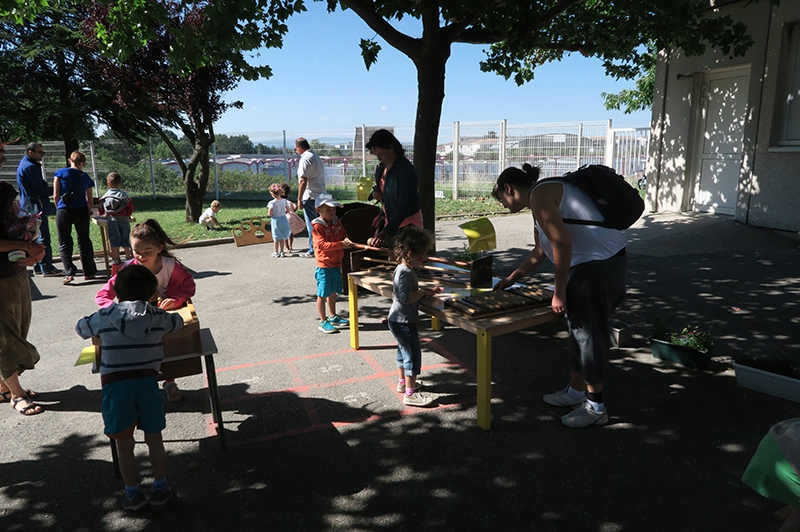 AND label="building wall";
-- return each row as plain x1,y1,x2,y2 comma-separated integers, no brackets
646,1,800,229
747,1,800,230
